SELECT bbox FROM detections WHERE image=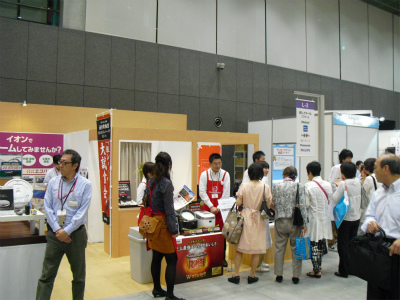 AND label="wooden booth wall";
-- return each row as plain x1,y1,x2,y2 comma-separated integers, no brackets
89,127,259,257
